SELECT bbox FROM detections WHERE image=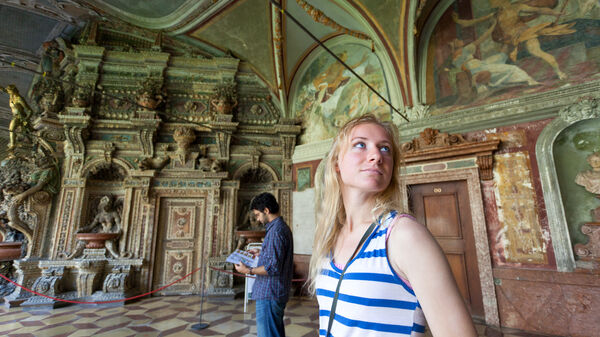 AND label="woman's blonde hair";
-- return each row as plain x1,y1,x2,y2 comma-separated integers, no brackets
308,113,406,294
